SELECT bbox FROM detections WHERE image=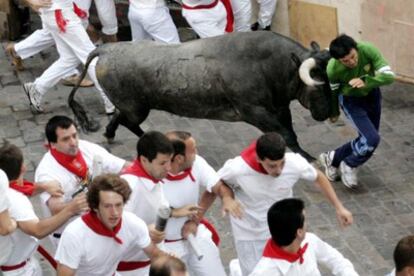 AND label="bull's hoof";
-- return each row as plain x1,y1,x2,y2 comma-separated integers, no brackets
86,120,100,132
103,132,115,144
